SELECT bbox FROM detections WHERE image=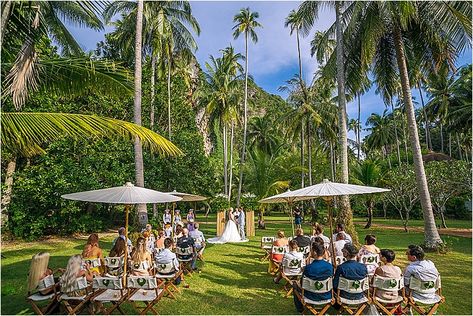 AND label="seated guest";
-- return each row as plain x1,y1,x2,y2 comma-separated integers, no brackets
176,228,197,270
334,233,347,257
130,237,153,276
358,234,380,274
293,242,334,313
293,228,311,248
269,230,289,273
374,249,402,301
332,223,352,244
312,237,331,262
333,243,368,300
82,233,103,276
175,225,184,239
112,227,133,253
155,238,181,284
189,222,206,259
108,238,126,276
143,230,156,254
312,223,330,247
60,255,93,297
155,229,166,250
164,223,173,238
274,239,304,283
27,252,55,295
404,245,439,301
